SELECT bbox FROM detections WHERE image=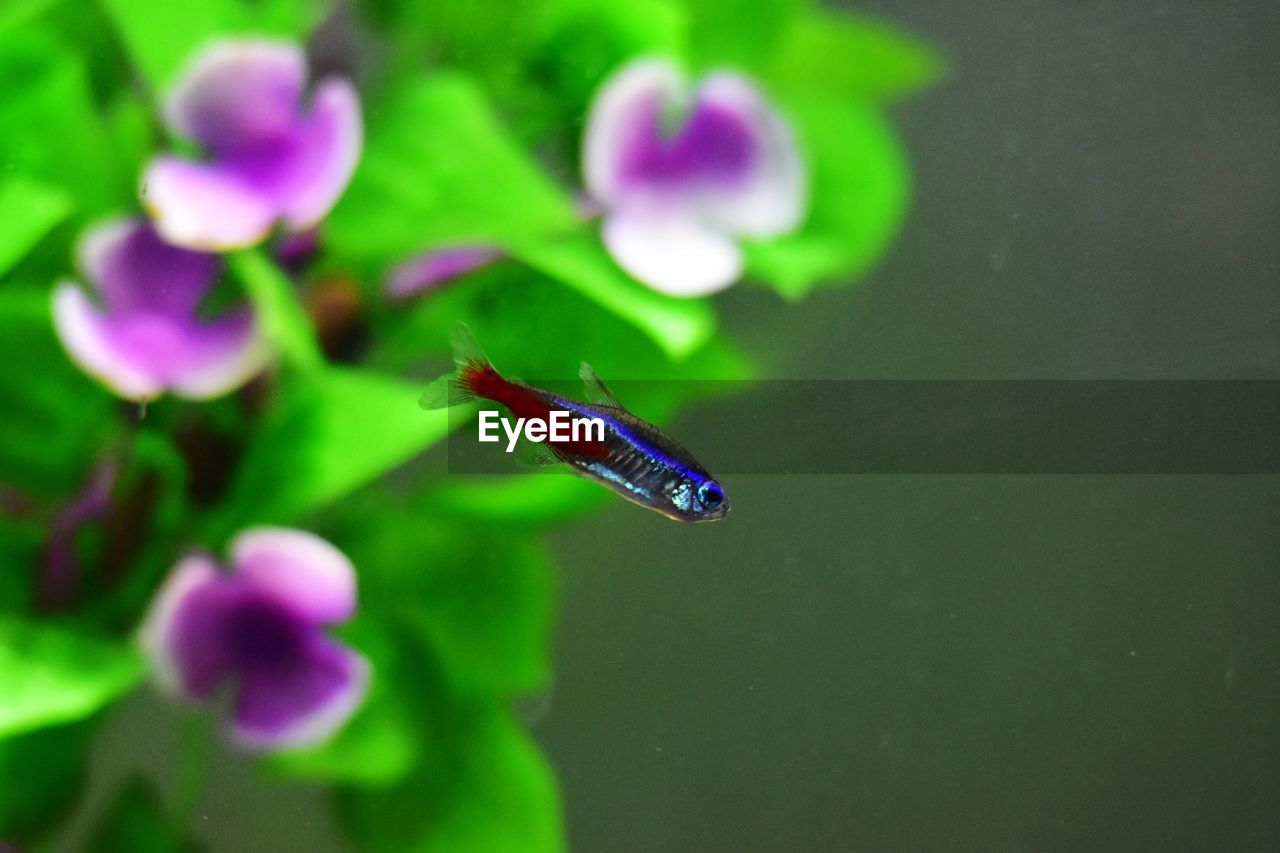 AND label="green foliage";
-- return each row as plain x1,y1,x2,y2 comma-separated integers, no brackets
231,249,325,373
85,778,187,853
0,289,116,500
350,516,557,697
219,367,450,525
0,618,142,738
0,719,95,843
767,8,944,103
0,23,123,216
0,175,71,278
684,0,804,70
97,0,324,91
515,233,716,360
338,701,563,853
327,73,578,263
747,94,912,298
